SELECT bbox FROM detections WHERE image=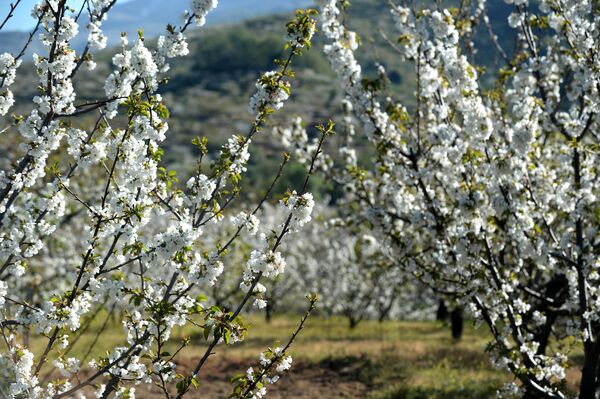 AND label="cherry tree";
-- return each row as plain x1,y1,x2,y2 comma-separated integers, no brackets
0,1,326,398
313,0,600,397
282,197,434,327
287,216,432,328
